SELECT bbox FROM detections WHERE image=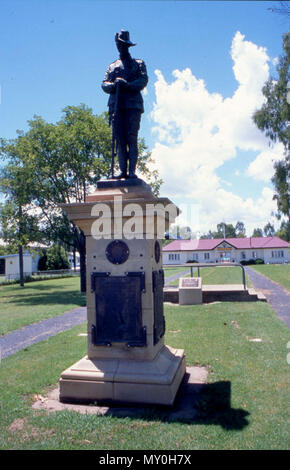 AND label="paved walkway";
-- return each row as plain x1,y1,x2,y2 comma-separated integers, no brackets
245,267,290,328
0,307,87,360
